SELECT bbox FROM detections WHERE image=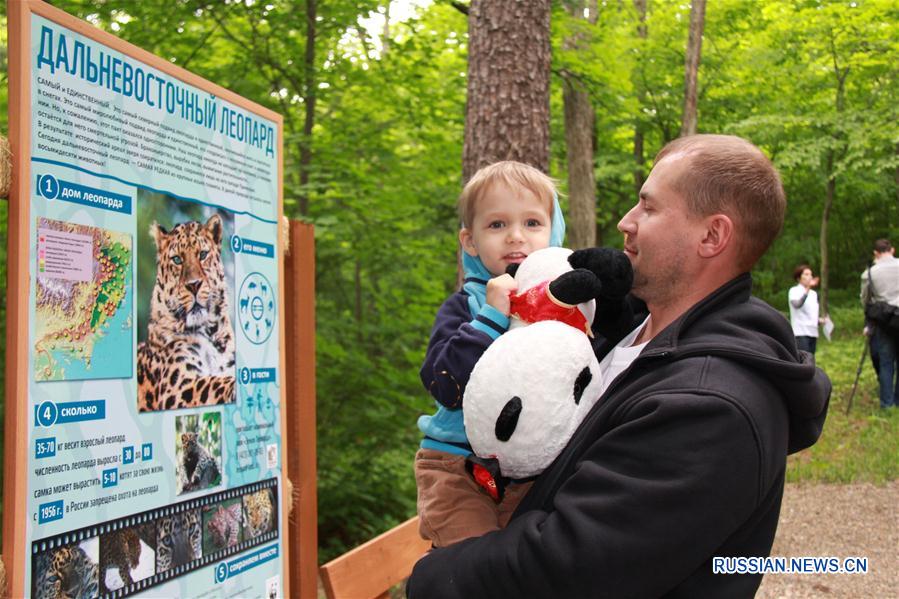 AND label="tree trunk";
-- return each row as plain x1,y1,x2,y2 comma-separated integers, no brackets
563,79,596,249
632,0,648,196
299,0,316,216
381,3,391,56
354,258,362,336
633,129,645,196
462,0,552,182
680,0,706,137
819,35,848,318
820,150,834,317
562,1,597,250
